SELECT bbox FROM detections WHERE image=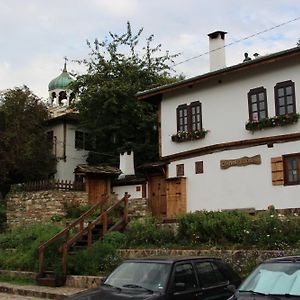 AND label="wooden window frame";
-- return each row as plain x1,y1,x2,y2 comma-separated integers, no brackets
283,153,300,185
248,87,268,121
176,164,184,177
274,80,296,116
177,101,202,133
195,161,203,174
